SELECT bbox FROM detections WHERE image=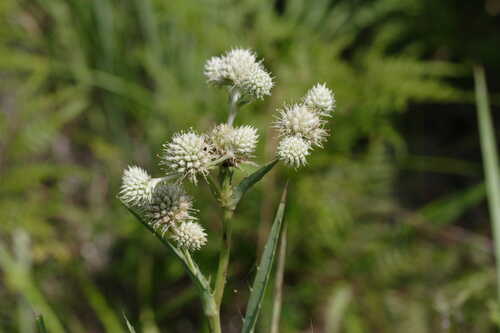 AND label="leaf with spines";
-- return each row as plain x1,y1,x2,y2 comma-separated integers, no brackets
242,183,288,333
